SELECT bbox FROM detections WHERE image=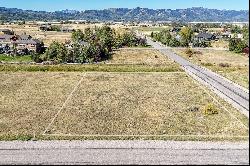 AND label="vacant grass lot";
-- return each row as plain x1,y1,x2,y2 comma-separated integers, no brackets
0,72,82,140
0,72,248,141
0,23,130,46
108,49,177,66
171,48,249,89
